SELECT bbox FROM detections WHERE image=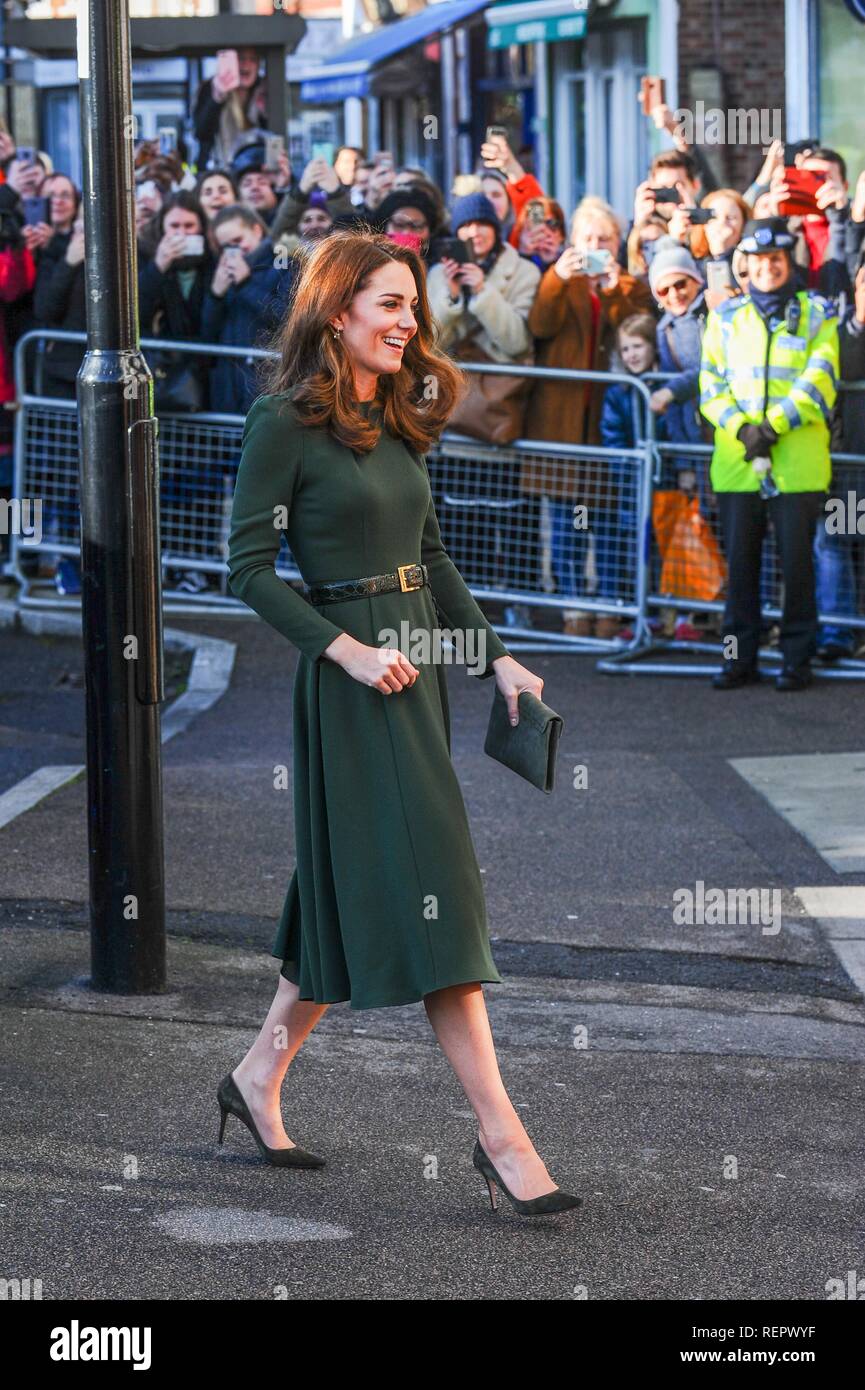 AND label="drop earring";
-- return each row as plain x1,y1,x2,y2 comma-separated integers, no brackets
331,325,342,341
